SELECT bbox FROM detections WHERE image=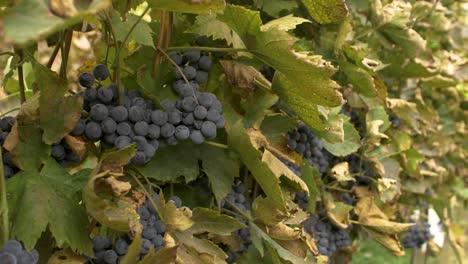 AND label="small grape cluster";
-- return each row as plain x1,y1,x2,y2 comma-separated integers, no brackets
51,139,80,167
287,124,330,173
303,215,351,259
344,155,375,185
0,239,39,264
169,50,225,145
88,194,181,263
90,236,130,264
221,183,252,263
402,222,432,249
0,116,19,179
